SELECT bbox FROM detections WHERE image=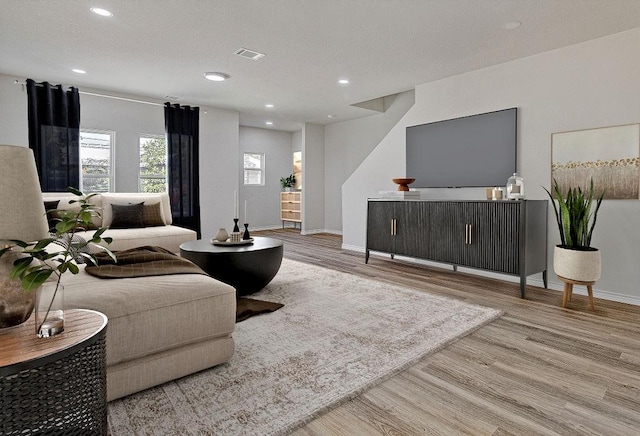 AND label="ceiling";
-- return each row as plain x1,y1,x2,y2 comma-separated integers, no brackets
1,1,640,132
